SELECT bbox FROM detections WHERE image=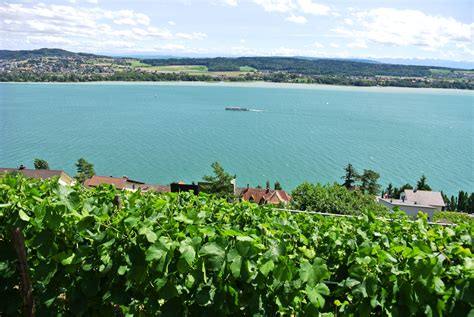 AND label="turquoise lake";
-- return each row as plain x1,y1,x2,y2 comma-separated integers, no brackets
0,82,473,194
